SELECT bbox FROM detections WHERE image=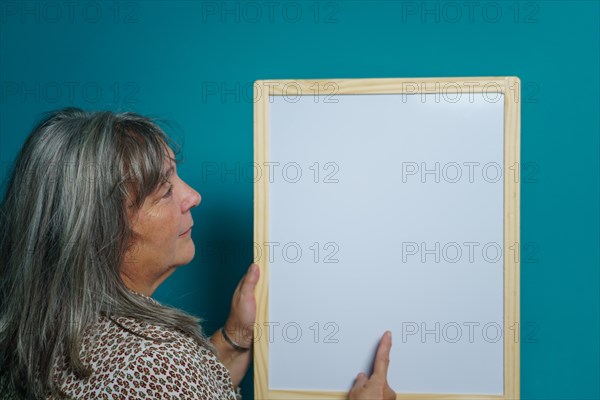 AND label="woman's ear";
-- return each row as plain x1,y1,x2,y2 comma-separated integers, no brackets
122,239,141,269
